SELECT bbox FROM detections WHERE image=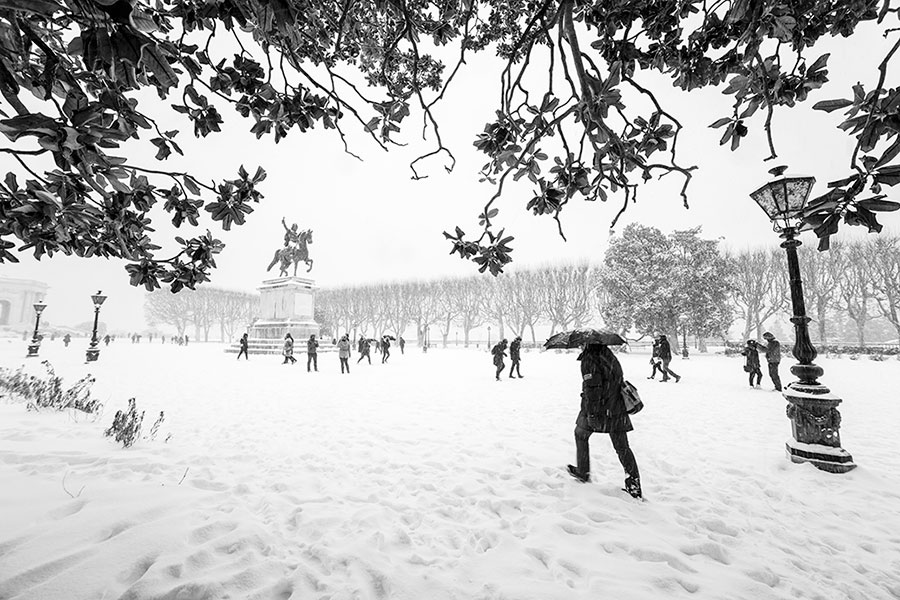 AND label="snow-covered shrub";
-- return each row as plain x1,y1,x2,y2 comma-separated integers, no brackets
0,361,101,414
104,398,166,448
